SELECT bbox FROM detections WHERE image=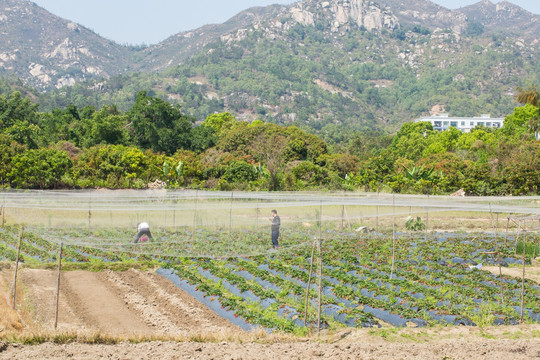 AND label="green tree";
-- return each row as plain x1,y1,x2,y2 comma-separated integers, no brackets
128,91,194,154
0,92,39,130
7,148,71,189
86,105,129,147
